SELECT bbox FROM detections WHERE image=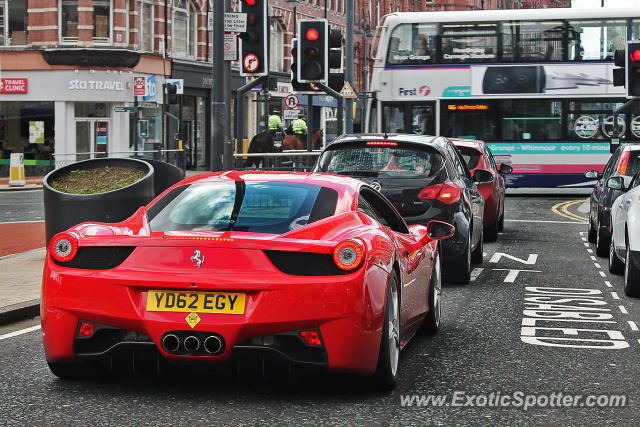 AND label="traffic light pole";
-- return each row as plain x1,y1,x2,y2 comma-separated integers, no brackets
315,82,344,136
234,75,269,167
211,0,225,171
345,0,354,133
